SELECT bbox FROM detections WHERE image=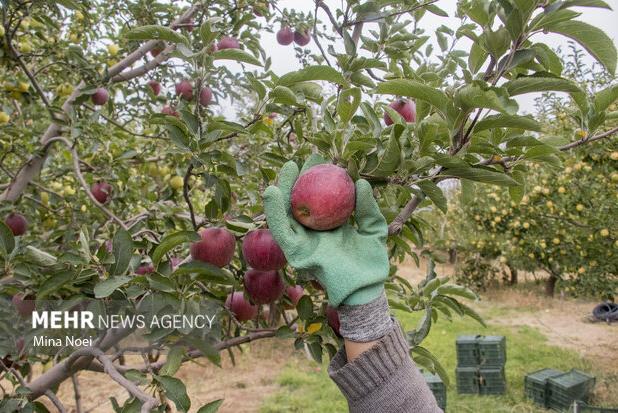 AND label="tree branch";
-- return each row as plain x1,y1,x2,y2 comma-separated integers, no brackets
341,0,439,27
388,194,424,235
